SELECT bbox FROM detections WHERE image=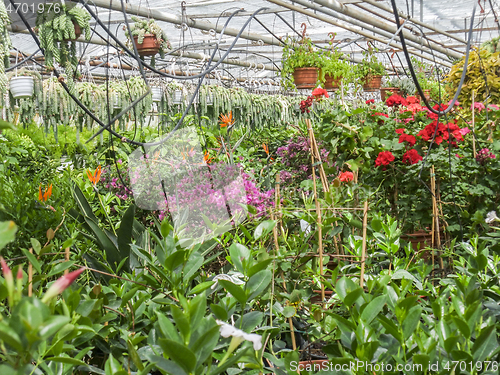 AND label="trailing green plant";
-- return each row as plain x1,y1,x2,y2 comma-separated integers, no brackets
36,4,91,93
40,77,78,136
124,16,171,67
0,0,11,92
